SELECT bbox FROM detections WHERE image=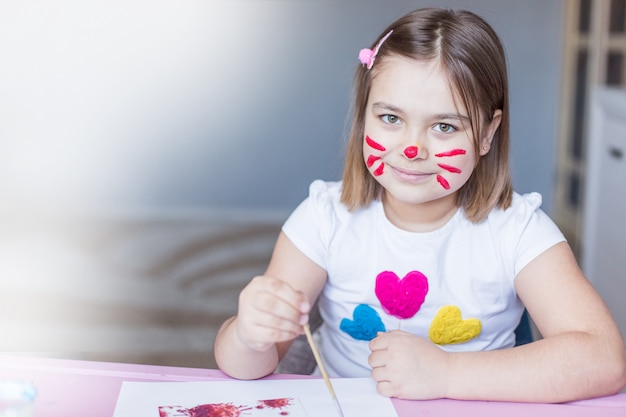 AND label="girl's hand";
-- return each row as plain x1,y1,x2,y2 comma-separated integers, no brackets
235,275,310,352
368,330,451,400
